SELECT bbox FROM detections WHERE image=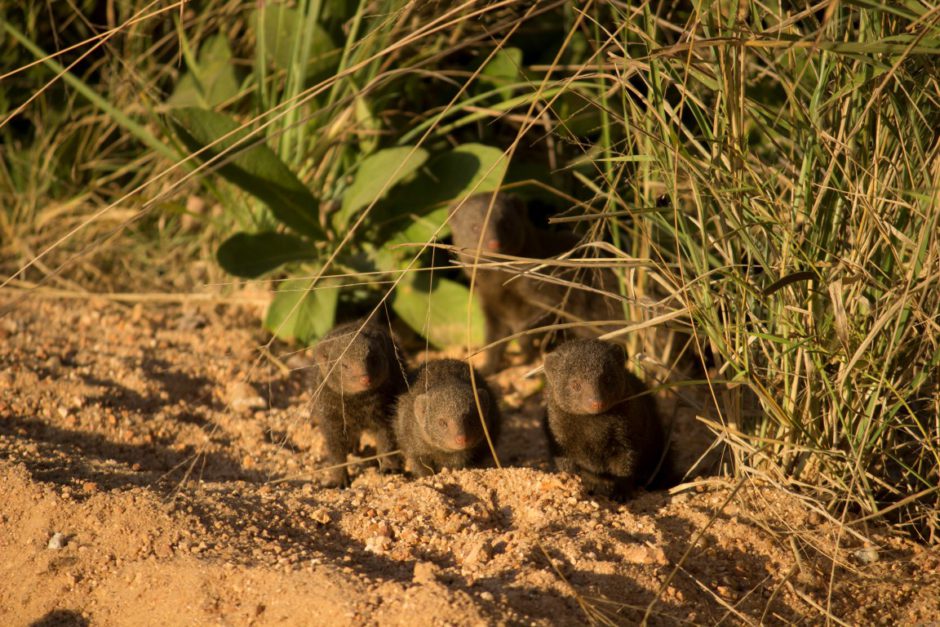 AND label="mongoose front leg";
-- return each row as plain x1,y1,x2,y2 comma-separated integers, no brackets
320,421,352,488
373,423,401,474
